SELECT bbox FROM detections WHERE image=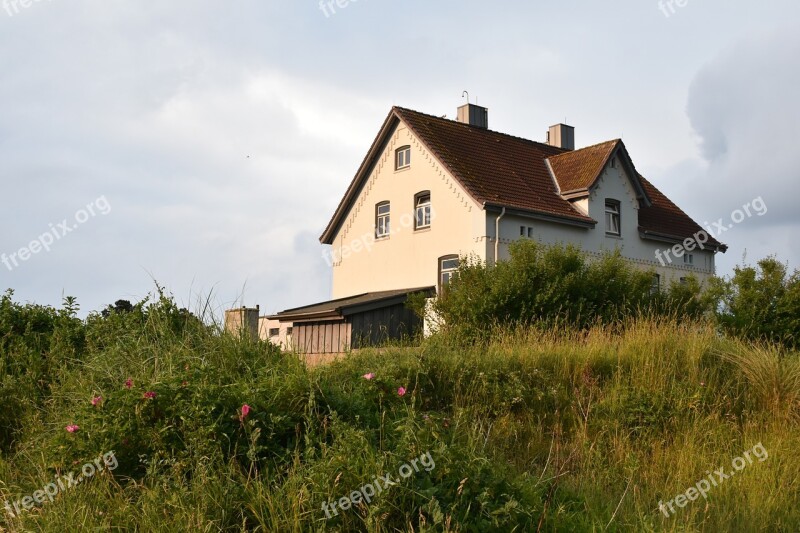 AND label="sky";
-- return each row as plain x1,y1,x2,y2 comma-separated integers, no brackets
1,0,798,319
